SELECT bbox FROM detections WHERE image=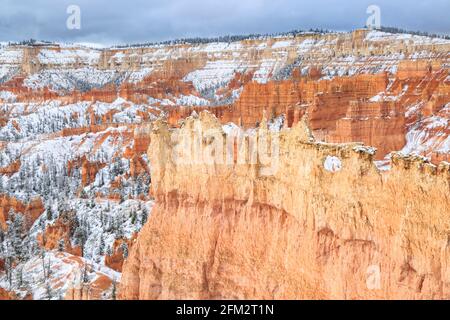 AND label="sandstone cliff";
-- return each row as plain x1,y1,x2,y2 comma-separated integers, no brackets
120,112,449,300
